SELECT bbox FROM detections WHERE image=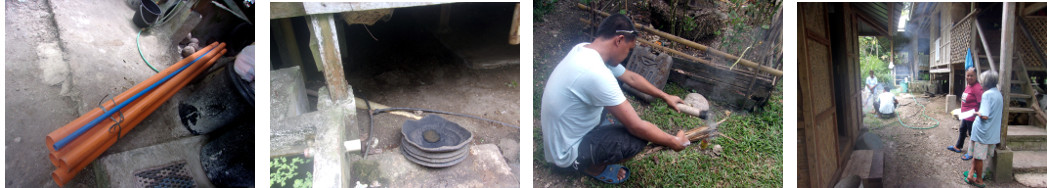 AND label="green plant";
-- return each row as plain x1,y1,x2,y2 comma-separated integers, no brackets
535,0,558,22
293,172,312,188
271,156,312,187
